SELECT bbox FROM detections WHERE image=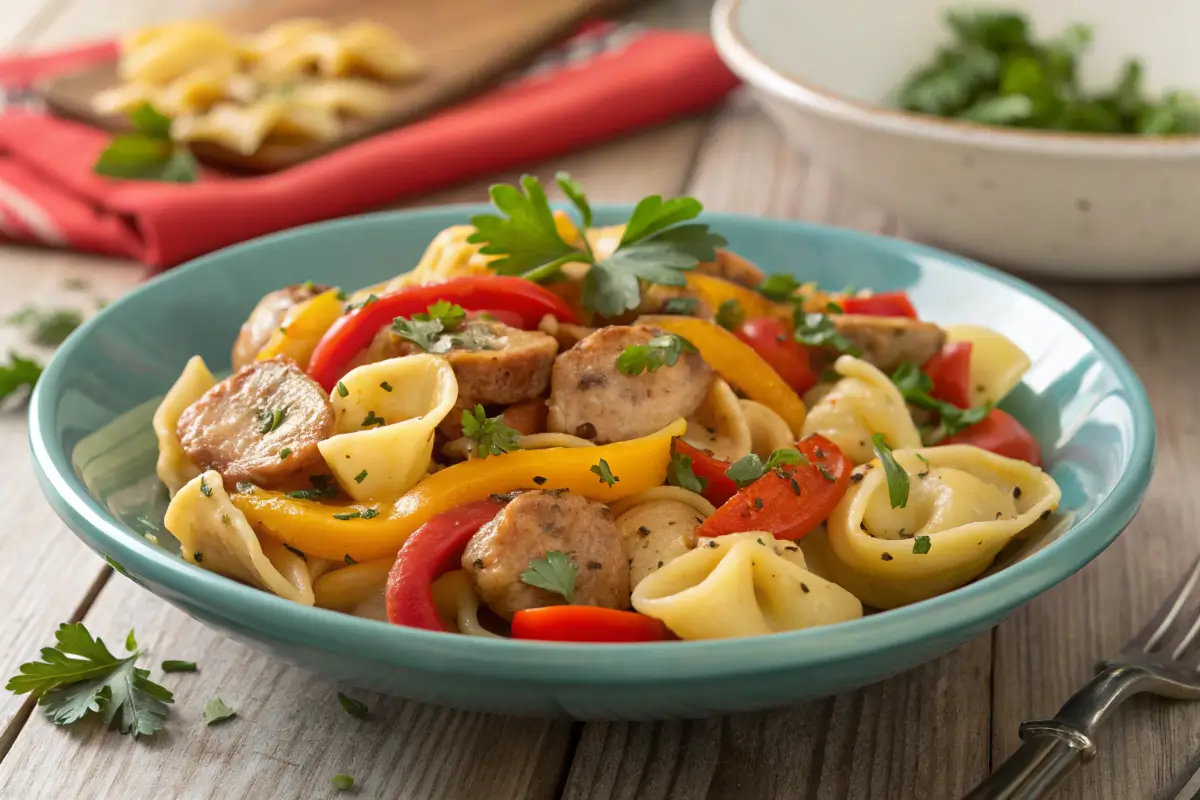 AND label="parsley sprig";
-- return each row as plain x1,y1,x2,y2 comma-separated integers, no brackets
94,103,199,183
519,551,577,602
891,362,992,443
6,306,83,346
461,405,522,458
615,333,698,376
392,302,492,354
467,174,726,317
725,448,804,488
793,311,861,355
871,433,910,509
5,623,173,738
